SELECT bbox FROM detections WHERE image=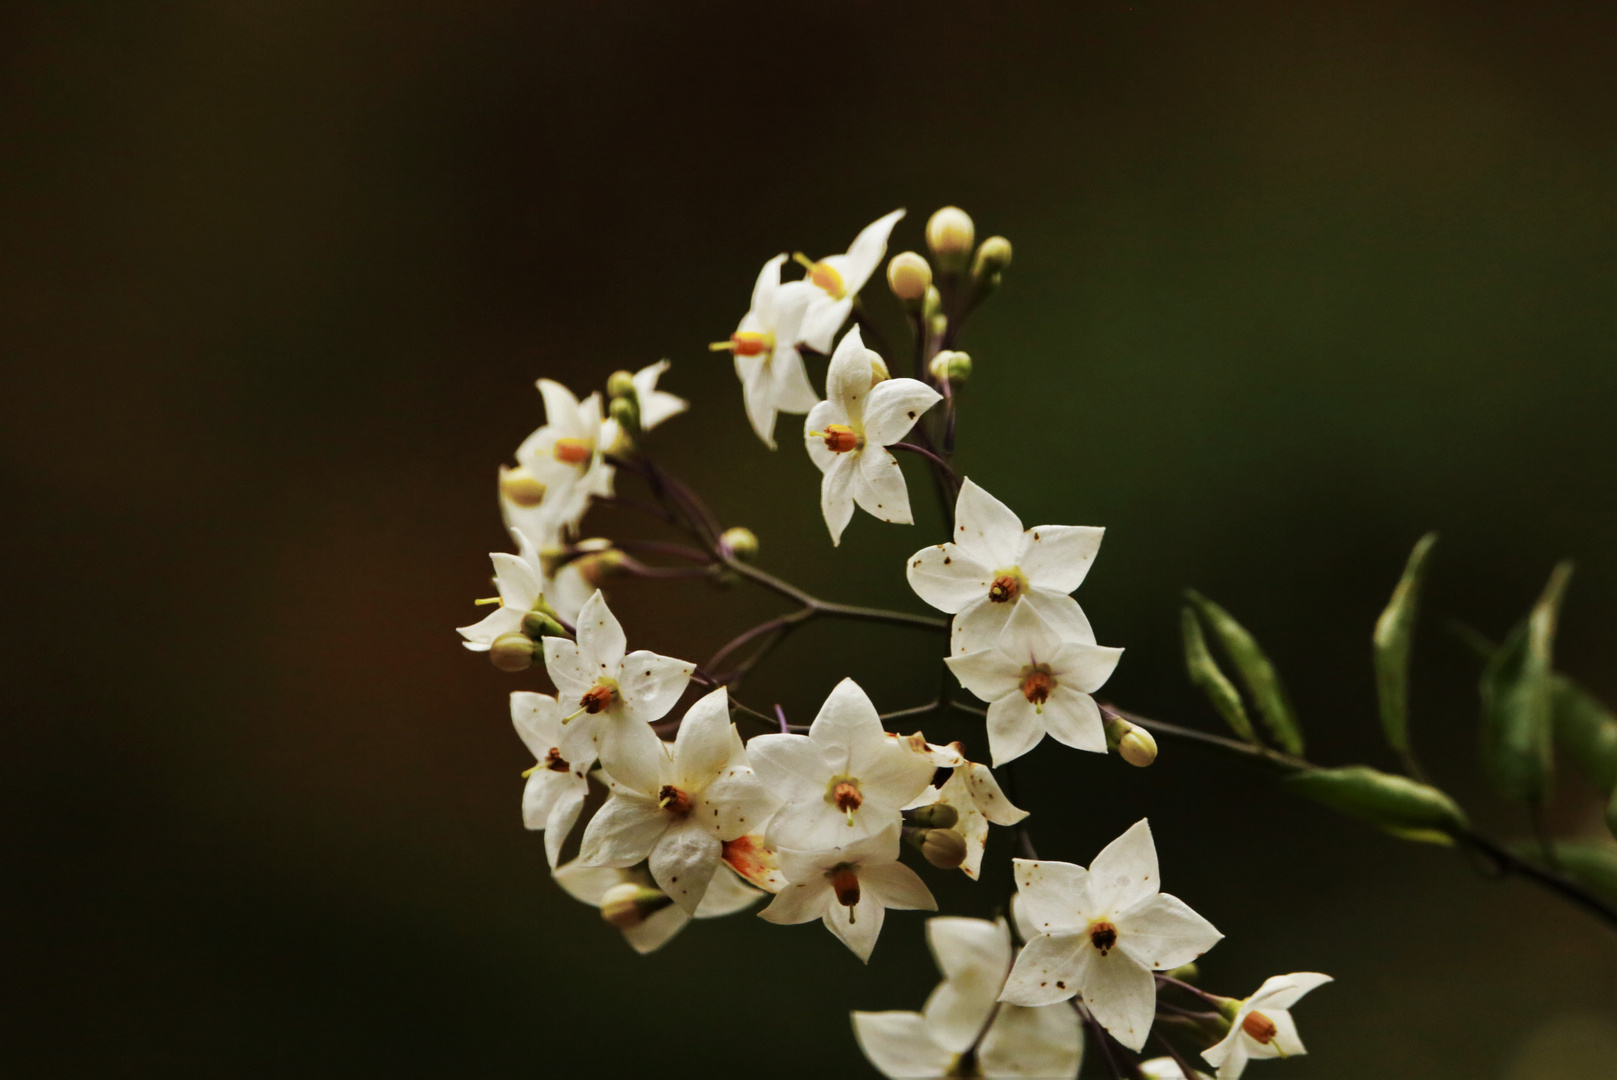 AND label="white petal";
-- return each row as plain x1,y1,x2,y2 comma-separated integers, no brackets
803,398,846,473
456,605,522,649
694,863,765,917
700,768,778,842
648,820,722,914
860,860,938,912
577,792,666,867
745,733,831,805
998,933,1084,1007
1022,589,1097,646
952,478,1024,569
908,543,994,614
978,1002,1084,1080
749,254,786,320
574,590,626,674
510,691,562,761
820,452,858,545
1266,1008,1305,1057
1087,819,1161,916
946,648,1023,704
535,378,583,433
862,377,941,447
825,324,875,414
808,677,888,762
1247,972,1333,1011
986,694,1047,766
853,738,940,810
768,798,878,852
771,344,820,413
1116,893,1222,972
595,716,665,795
551,860,633,906
1049,643,1125,695
951,596,1013,656
839,208,905,293
1068,944,1157,1052
851,1011,954,1080
491,552,541,610
1040,686,1108,755
800,295,852,354
1016,524,1105,595
923,917,1012,1053
521,770,566,831
671,686,734,791
995,598,1066,666
617,650,695,725
851,446,913,525
739,352,781,449
758,879,829,925
824,892,887,962
1013,859,1093,936
1199,1027,1249,1075
623,903,692,954
542,784,587,869
962,762,1028,826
